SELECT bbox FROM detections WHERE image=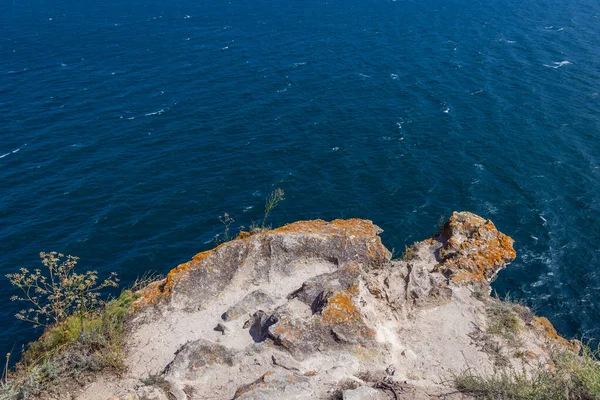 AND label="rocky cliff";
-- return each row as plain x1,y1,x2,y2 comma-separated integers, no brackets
77,212,573,399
